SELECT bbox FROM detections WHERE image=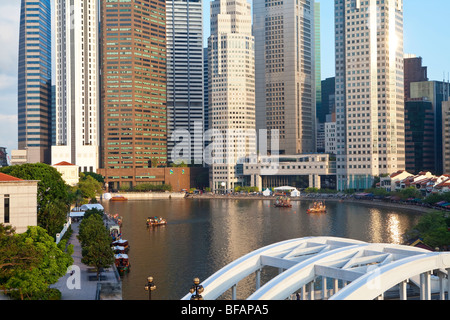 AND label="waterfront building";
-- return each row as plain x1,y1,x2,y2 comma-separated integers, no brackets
0,172,38,234
254,0,316,155
245,154,336,191
17,0,52,164
404,99,435,174
324,116,336,155
410,80,450,175
98,0,167,190
204,47,209,133
319,77,335,124
208,0,256,192
166,0,204,165
334,0,405,191
52,0,100,172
